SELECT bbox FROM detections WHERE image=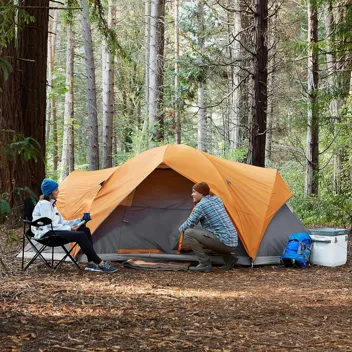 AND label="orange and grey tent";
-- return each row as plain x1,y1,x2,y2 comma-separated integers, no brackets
21,144,307,265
